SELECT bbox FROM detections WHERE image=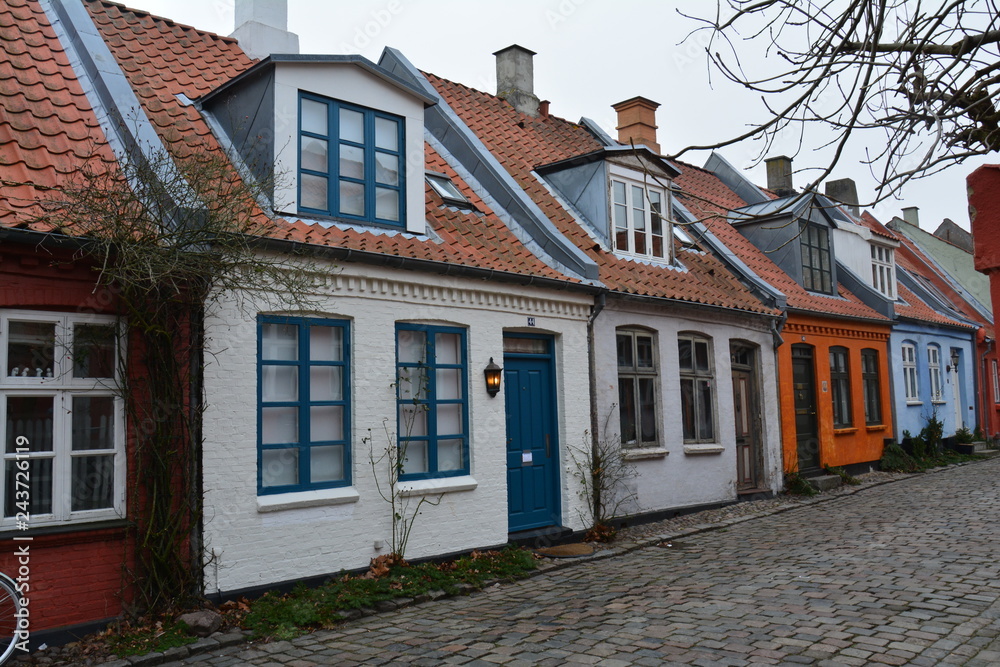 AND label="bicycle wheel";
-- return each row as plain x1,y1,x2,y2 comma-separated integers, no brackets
0,572,22,664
